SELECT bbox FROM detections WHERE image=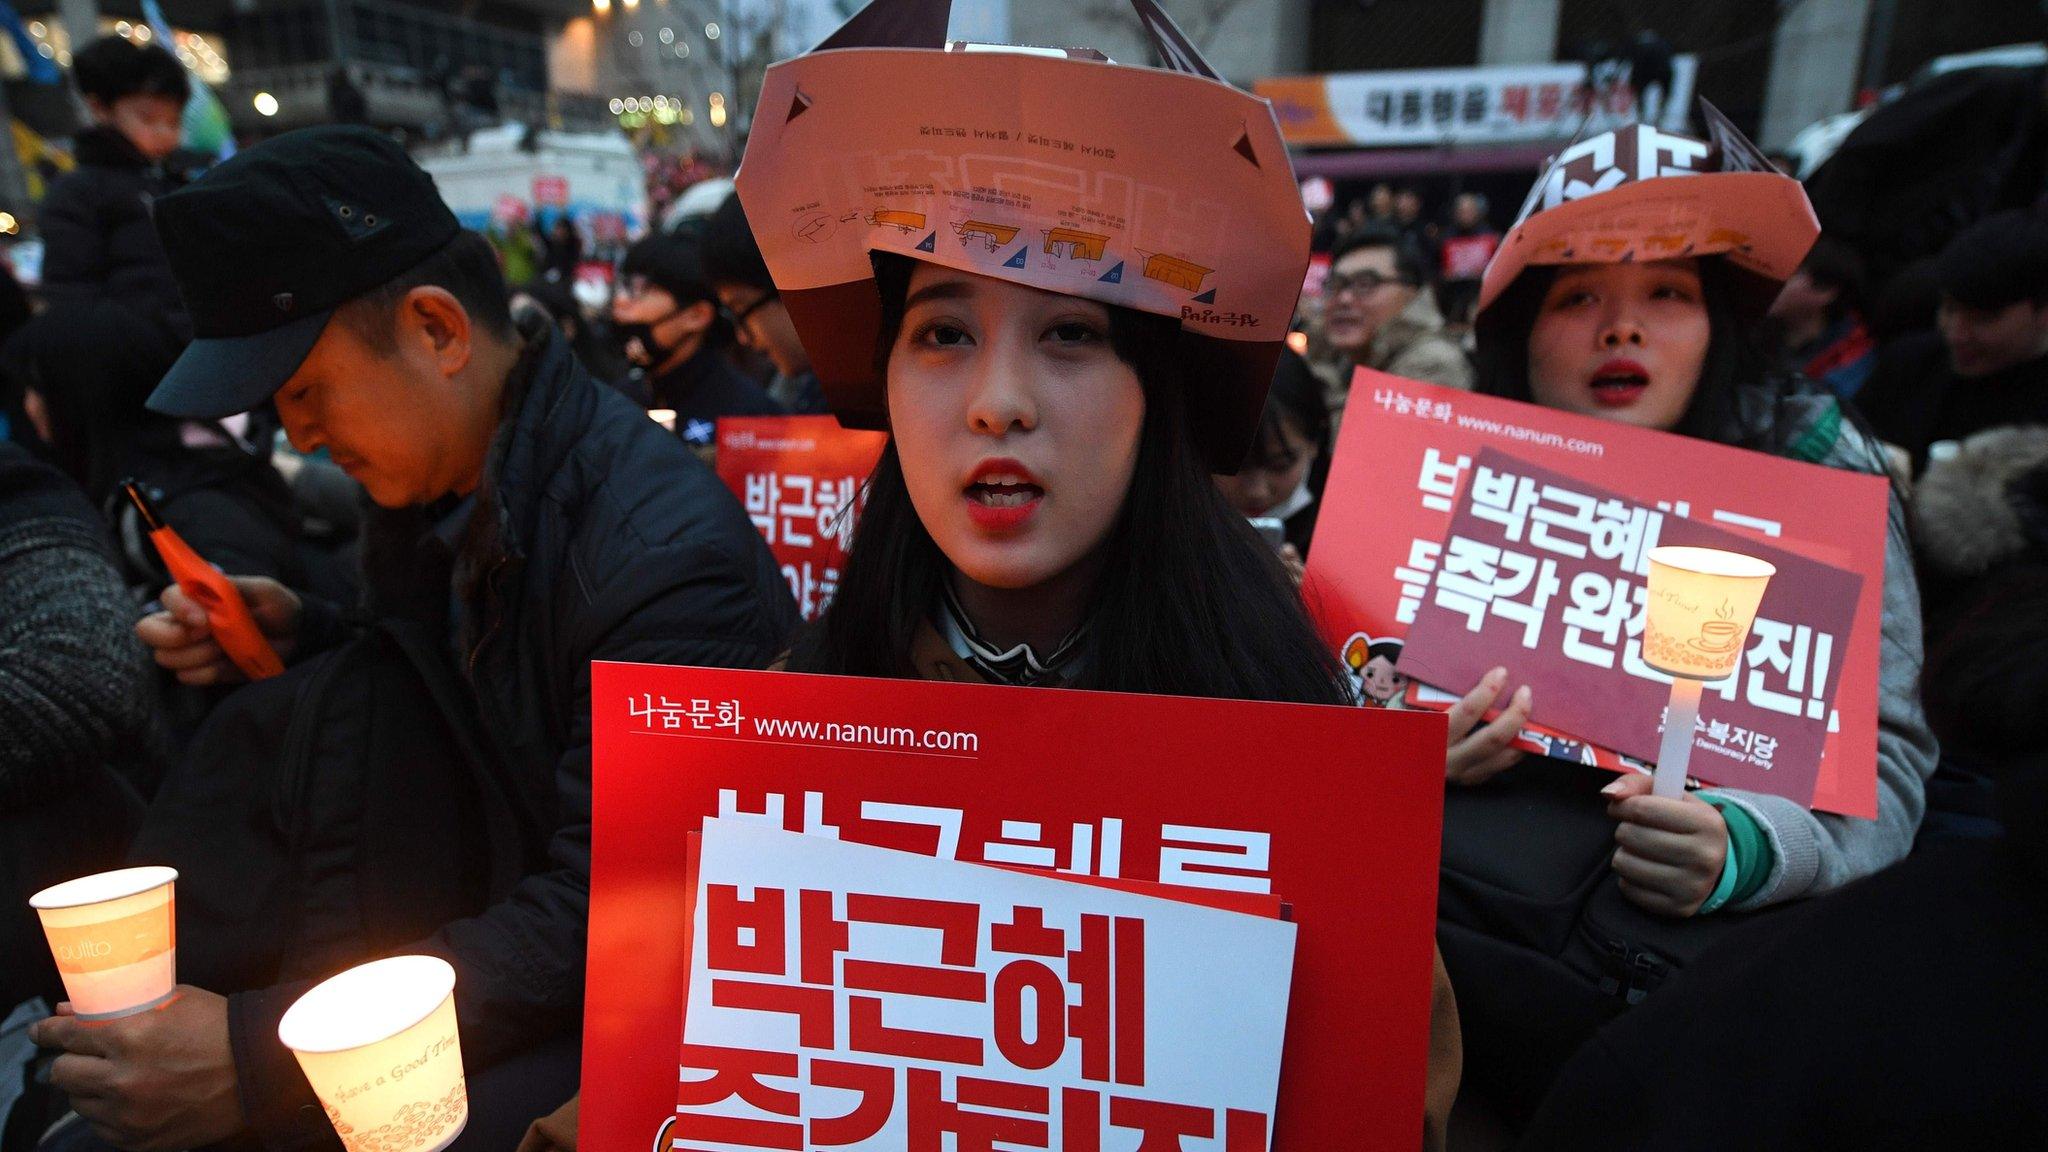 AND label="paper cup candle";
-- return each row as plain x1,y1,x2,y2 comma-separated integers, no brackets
30,866,178,1019
278,956,468,1152
1643,546,1777,797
